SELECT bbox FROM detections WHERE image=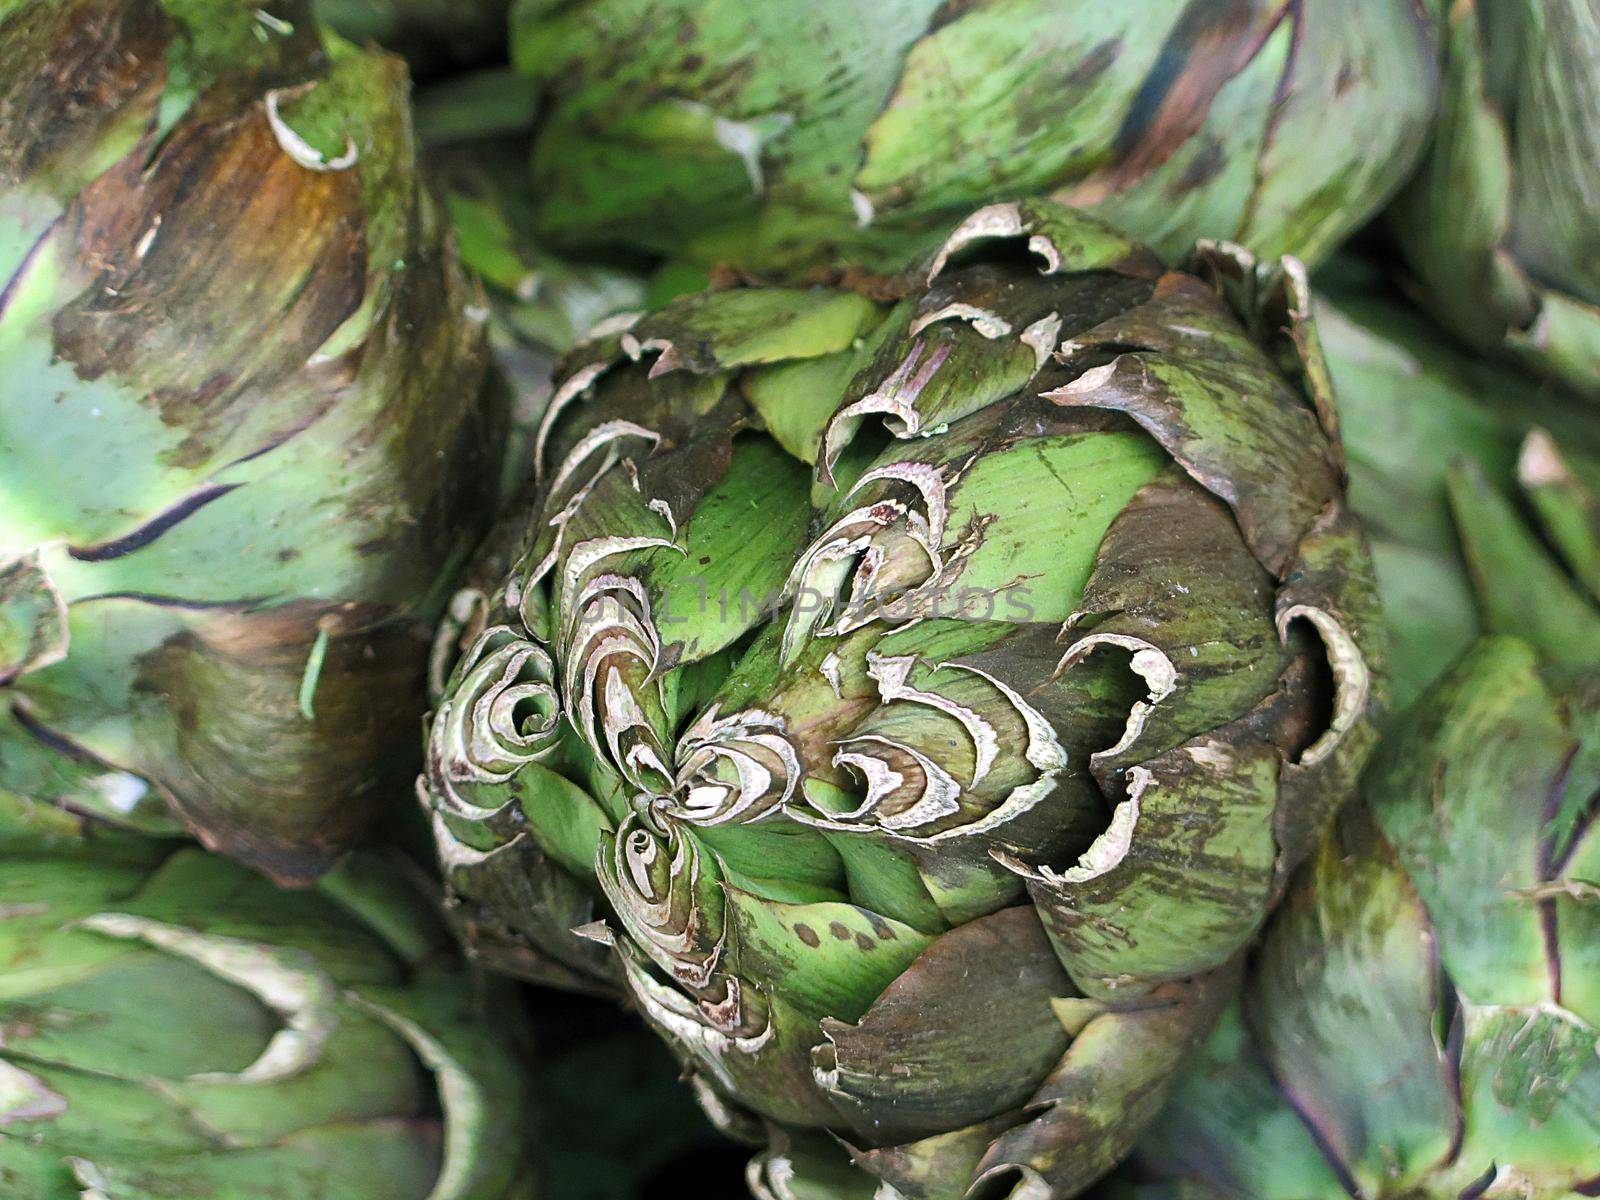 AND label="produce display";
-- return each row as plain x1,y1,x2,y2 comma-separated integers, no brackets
5,0,1600,1197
